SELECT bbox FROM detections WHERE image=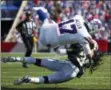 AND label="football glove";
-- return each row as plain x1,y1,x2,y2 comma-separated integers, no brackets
89,50,103,73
